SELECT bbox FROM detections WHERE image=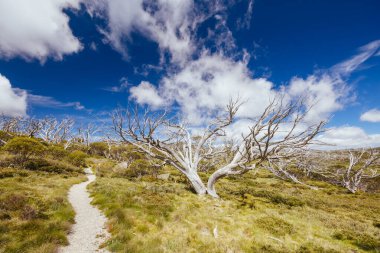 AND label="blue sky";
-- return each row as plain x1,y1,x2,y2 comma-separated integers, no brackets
0,0,379,148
